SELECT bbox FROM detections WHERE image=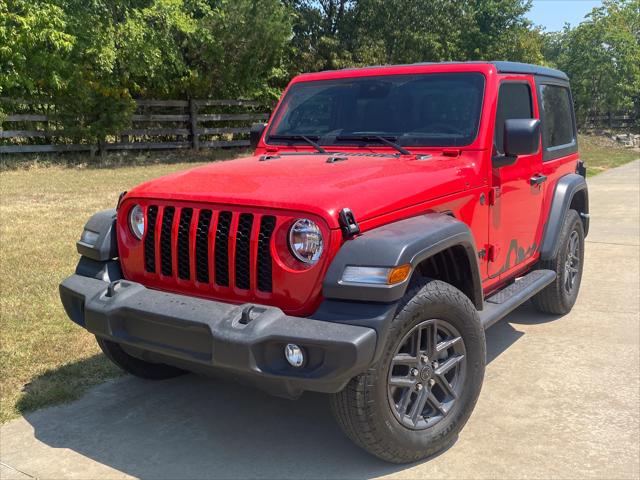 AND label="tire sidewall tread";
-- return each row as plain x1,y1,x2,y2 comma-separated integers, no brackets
330,279,486,463
532,209,585,315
